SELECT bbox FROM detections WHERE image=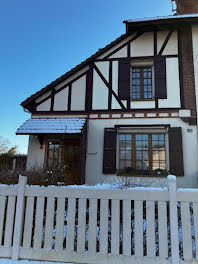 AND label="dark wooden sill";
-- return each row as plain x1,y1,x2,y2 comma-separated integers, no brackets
131,99,155,102
117,170,168,178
